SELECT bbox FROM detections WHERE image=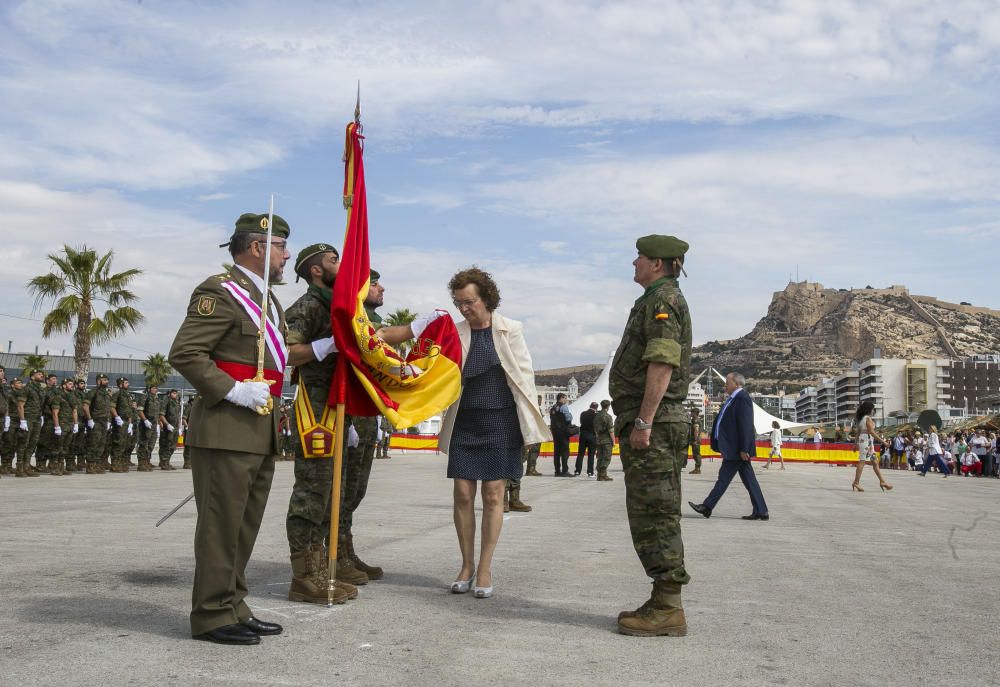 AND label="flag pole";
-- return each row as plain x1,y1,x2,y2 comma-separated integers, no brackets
327,85,362,606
